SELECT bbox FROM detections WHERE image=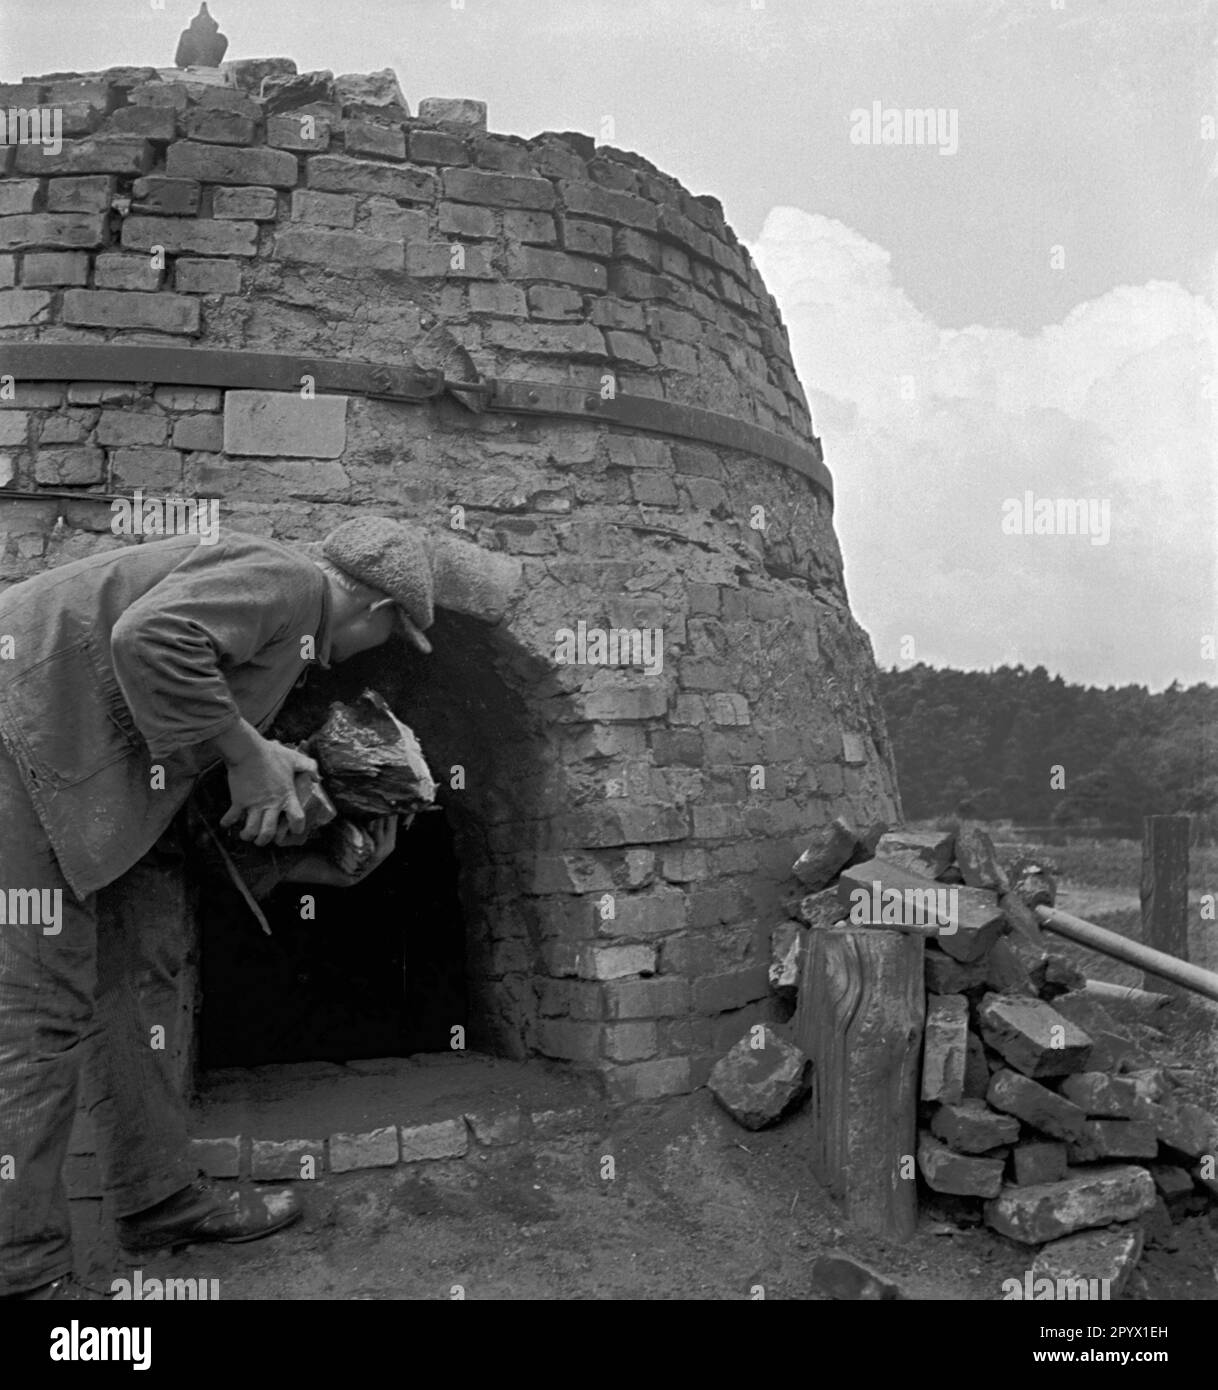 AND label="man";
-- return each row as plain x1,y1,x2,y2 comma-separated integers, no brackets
0,515,434,1300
